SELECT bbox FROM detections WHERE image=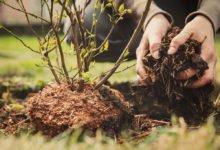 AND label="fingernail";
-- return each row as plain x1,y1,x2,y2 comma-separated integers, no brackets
152,51,160,59
168,47,176,55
